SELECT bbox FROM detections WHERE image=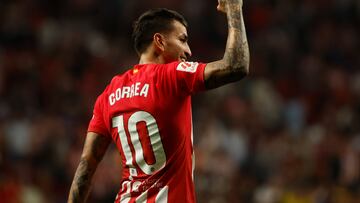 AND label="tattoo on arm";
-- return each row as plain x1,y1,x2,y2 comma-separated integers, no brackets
205,1,250,89
68,133,111,203
227,3,242,29
69,158,93,202
225,2,249,67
